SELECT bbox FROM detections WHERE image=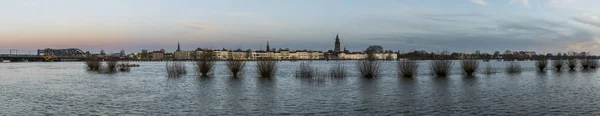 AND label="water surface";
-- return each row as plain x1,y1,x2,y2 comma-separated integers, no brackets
1,61,599,115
